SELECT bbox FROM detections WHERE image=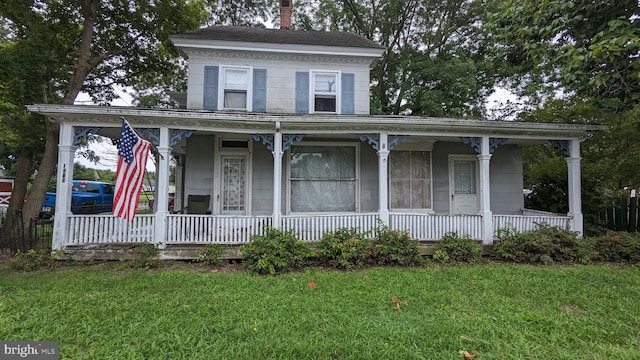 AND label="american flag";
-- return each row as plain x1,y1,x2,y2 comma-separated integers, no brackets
113,119,151,221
